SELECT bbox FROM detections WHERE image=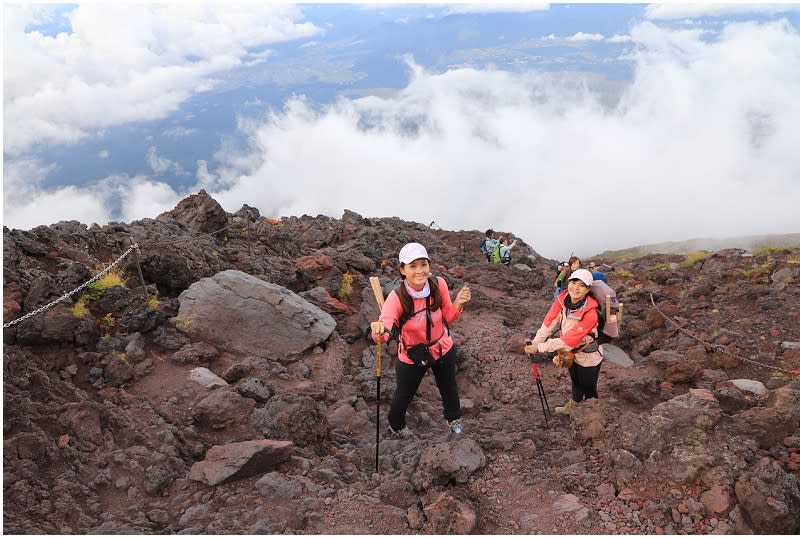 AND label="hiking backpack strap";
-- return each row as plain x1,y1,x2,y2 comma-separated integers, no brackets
390,277,450,351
